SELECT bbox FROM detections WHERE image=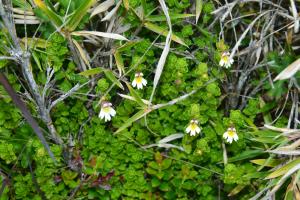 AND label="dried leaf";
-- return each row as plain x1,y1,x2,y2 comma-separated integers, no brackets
101,0,122,22
71,31,128,41
90,0,114,18
274,58,300,81
73,39,90,69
